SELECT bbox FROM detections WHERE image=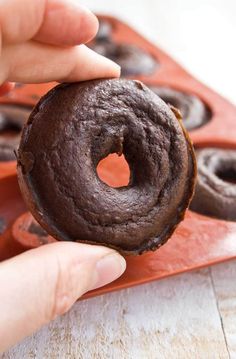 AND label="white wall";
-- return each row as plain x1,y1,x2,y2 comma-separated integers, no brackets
80,0,236,104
